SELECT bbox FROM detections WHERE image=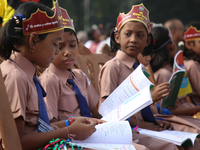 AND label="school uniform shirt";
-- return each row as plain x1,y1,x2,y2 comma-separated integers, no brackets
184,60,200,105
39,63,99,121
0,52,55,134
99,50,136,99
153,63,173,85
